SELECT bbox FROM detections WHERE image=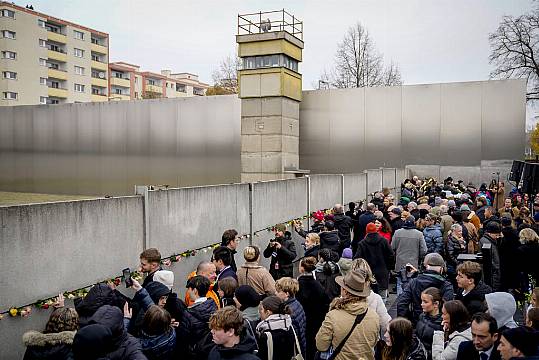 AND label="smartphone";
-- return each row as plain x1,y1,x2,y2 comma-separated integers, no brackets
122,268,133,288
